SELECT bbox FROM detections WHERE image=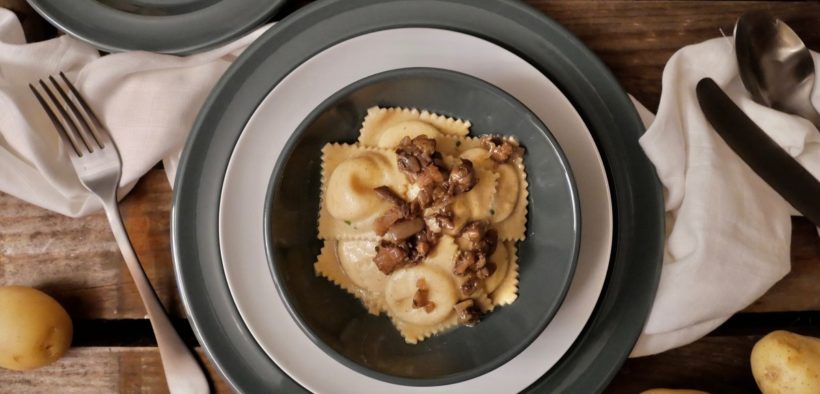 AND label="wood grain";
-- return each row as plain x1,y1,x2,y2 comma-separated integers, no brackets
0,169,184,320
1,0,819,393
746,219,820,312
532,1,820,111
2,168,816,319
0,347,230,394
0,0,56,42
0,338,767,394
606,336,761,394
0,0,816,321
